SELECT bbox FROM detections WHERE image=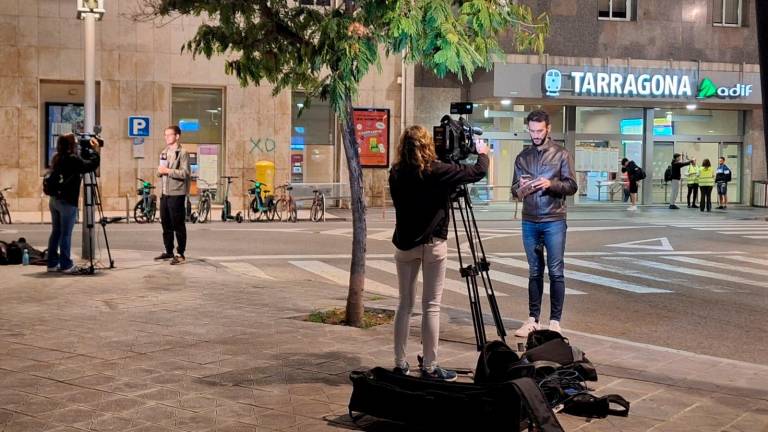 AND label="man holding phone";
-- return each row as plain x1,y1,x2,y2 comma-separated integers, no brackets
510,110,578,337
155,125,190,265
